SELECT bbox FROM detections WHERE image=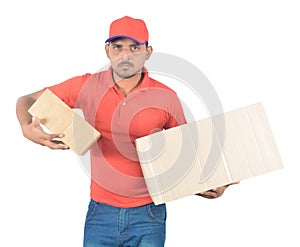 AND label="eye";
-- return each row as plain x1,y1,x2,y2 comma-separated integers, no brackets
112,44,122,50
131,45,140,51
